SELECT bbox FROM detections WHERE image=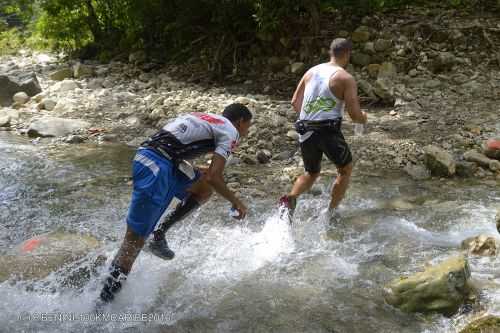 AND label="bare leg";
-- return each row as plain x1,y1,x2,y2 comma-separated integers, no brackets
328,162,353,210
289,171,320,198
99,226,145,303
113,227,145,273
